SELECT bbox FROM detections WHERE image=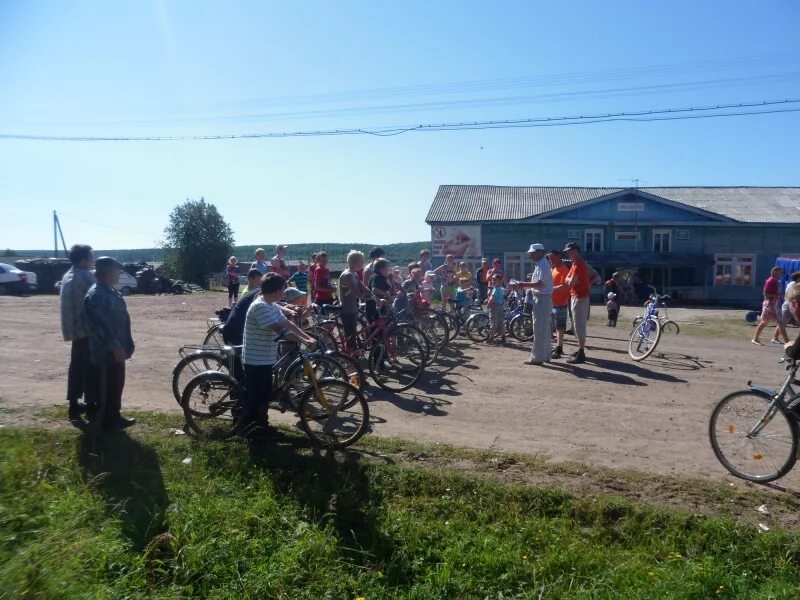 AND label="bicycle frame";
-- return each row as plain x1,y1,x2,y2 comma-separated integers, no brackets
746,361,800,439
